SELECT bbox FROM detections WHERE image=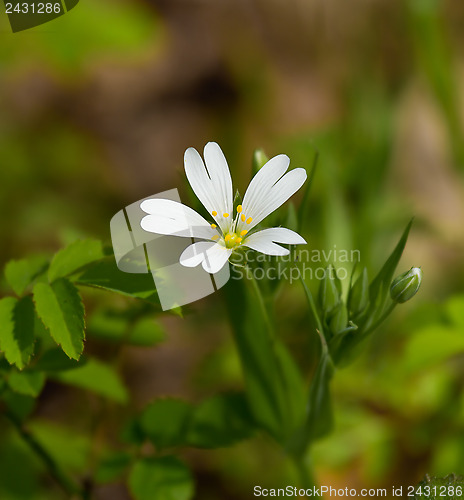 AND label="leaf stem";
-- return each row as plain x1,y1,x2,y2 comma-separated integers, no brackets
3,410,85,499
292,453,316,490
